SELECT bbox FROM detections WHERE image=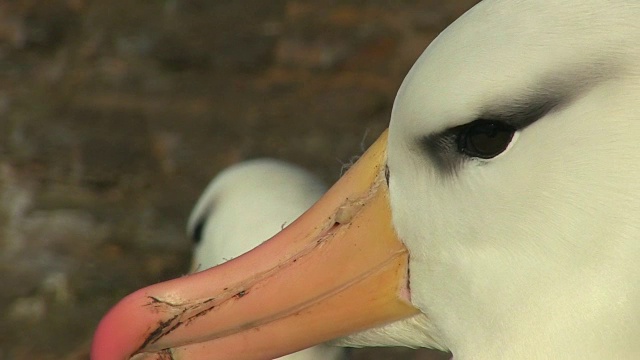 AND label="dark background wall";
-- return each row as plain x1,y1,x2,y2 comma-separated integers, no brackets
0,1,479,359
